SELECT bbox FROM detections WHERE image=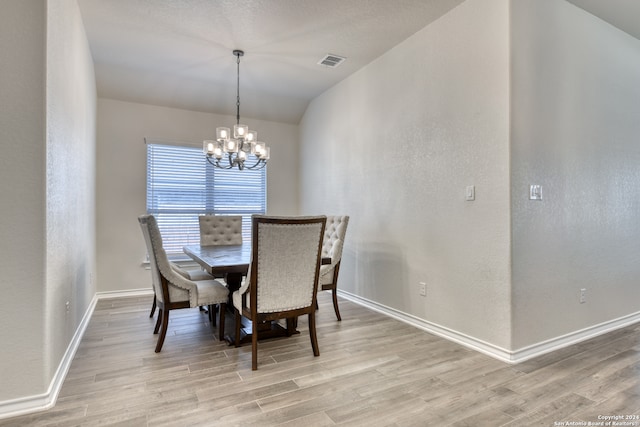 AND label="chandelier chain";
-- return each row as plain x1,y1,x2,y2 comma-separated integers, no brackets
236,51,241,125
